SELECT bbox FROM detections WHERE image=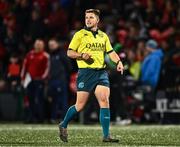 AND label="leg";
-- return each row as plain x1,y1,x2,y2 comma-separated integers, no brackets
95,85,110,137
59,91,89,142
36,81,45,122
60,91,89,127
51,82,62,121
48,80,59,122
95,85,110,108
95,85,119,142
27,81,36,122
75,91,90,111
